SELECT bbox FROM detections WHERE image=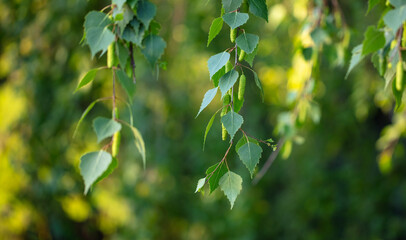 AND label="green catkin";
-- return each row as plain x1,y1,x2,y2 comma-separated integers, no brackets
238,50,246,62
238,74,246,100
221,107,227,141
221,94,231,141
402,23,406,48
396,61,403,91
230,28,237,43
107,43,115,68
225,61,233,73
221,125,227,141
112,108,121,158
